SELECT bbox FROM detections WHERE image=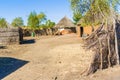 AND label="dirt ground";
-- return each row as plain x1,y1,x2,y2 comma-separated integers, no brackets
0,34,120,80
